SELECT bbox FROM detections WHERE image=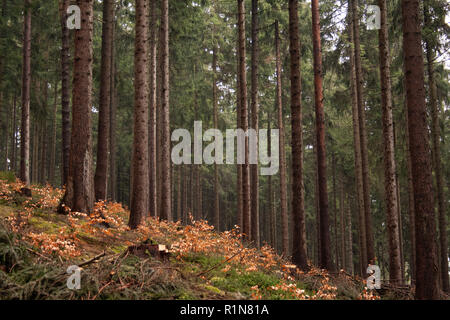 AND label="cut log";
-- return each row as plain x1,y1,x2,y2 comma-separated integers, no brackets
127,243,170,261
